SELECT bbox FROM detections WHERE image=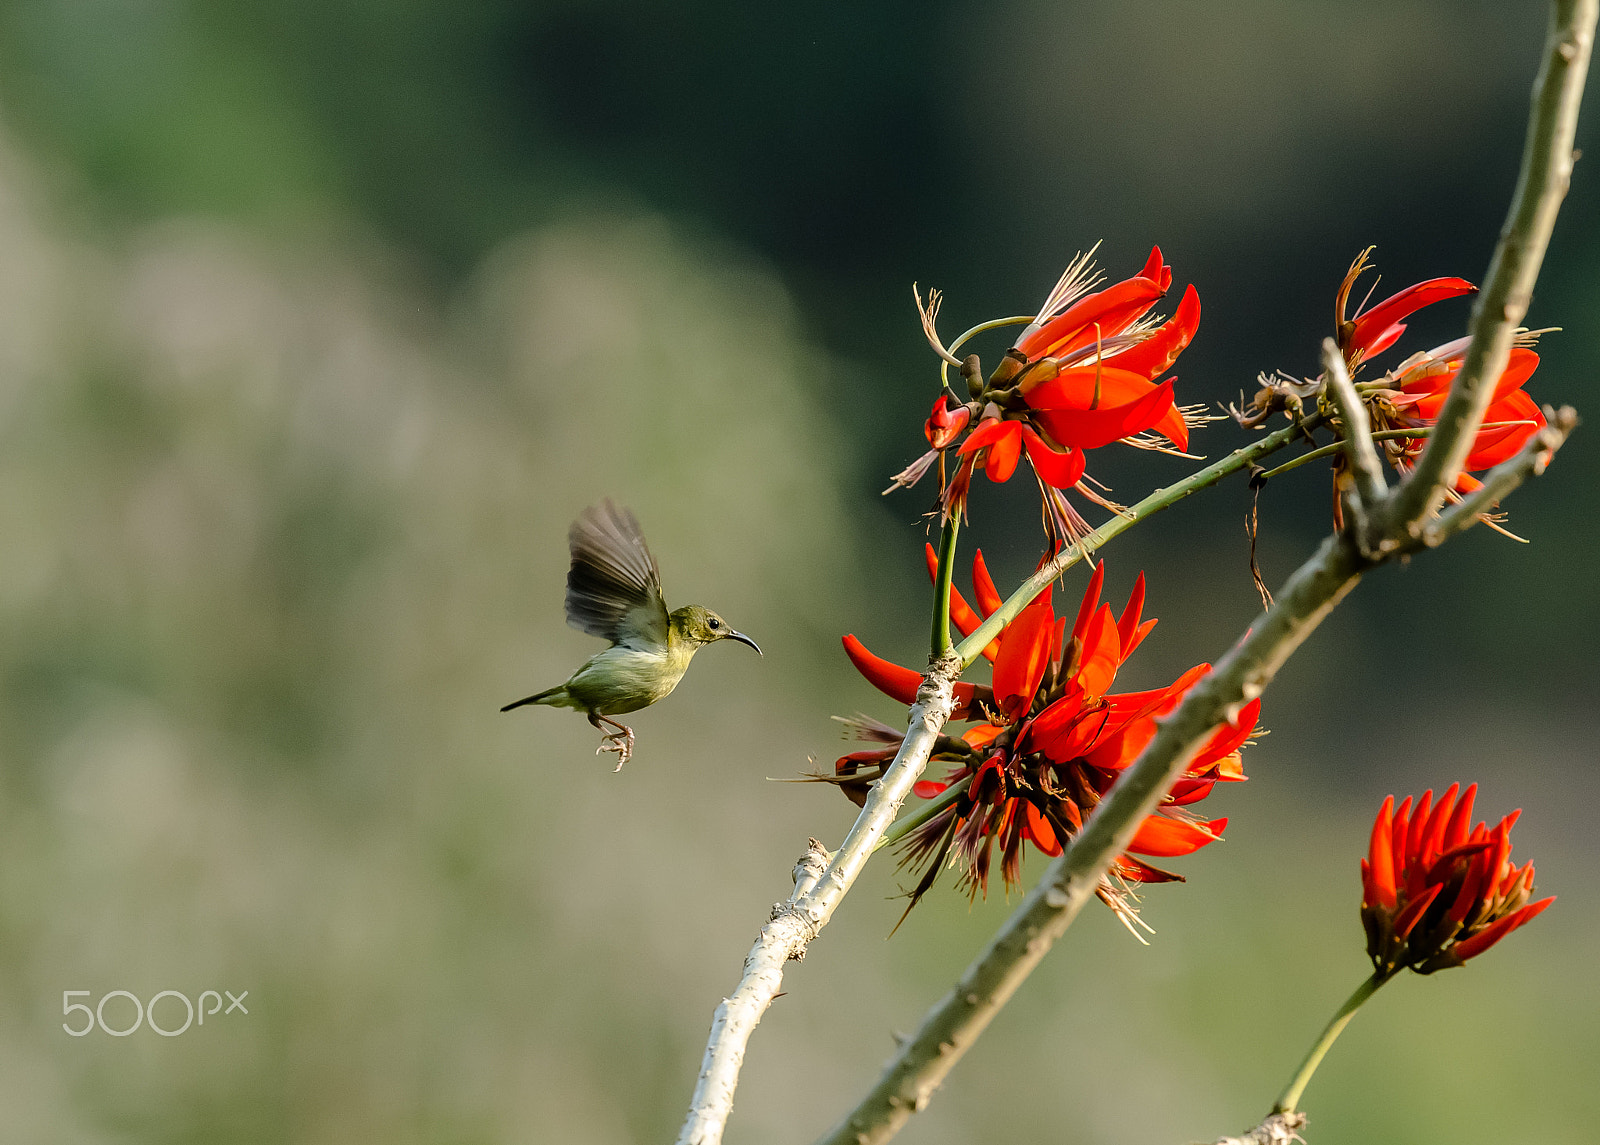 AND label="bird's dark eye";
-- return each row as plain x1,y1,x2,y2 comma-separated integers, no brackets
708,617,721,629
